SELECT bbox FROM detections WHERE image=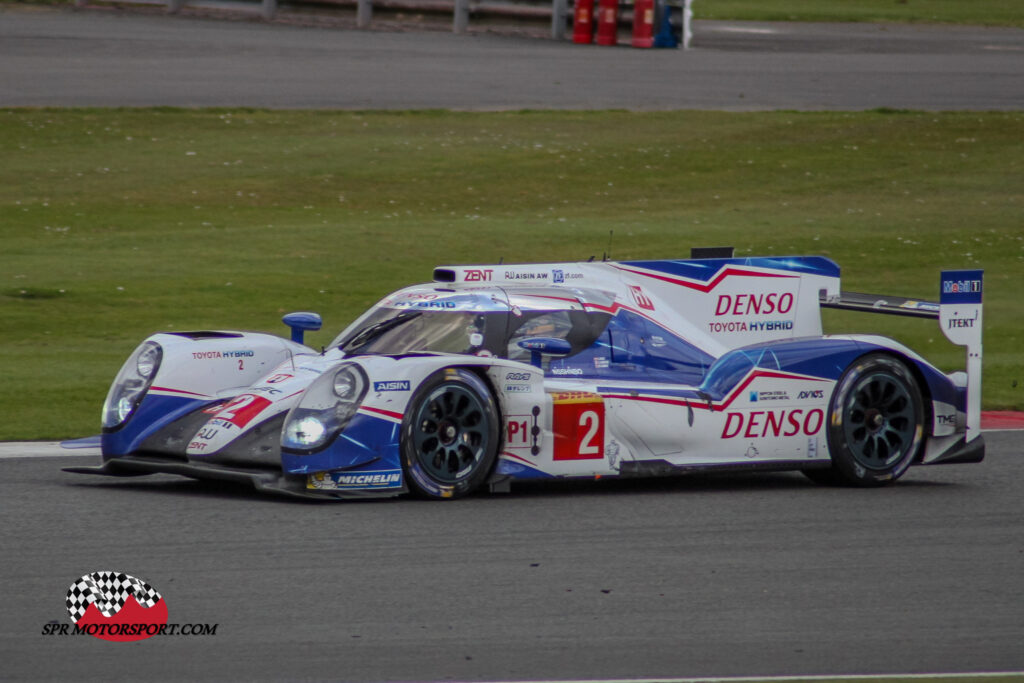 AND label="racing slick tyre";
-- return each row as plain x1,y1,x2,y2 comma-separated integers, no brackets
806,353,925,487
401,368,500,499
